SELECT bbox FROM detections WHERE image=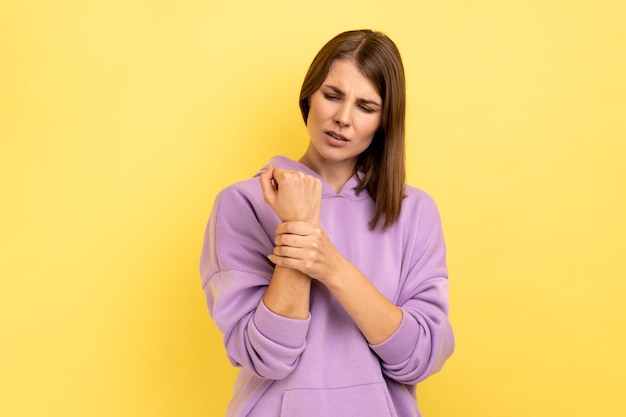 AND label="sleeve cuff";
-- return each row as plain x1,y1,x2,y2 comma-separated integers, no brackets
253,300,311,349
369,309,419,364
